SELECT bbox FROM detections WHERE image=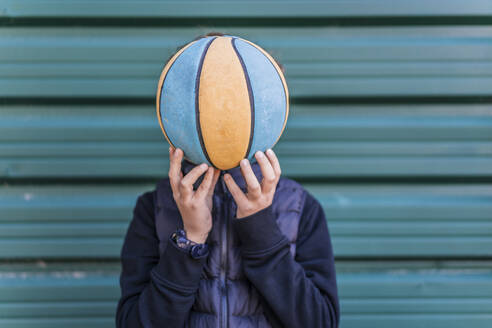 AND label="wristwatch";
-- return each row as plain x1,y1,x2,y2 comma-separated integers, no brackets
171,228,209,259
